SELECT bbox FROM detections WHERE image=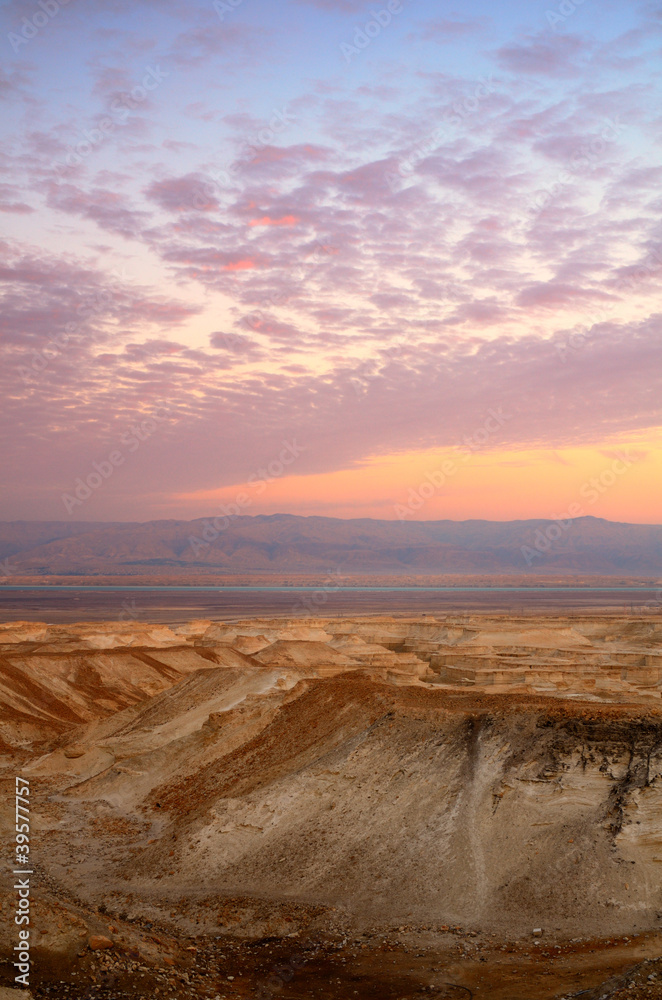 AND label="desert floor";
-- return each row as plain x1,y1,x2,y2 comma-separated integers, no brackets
2,613,662,998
